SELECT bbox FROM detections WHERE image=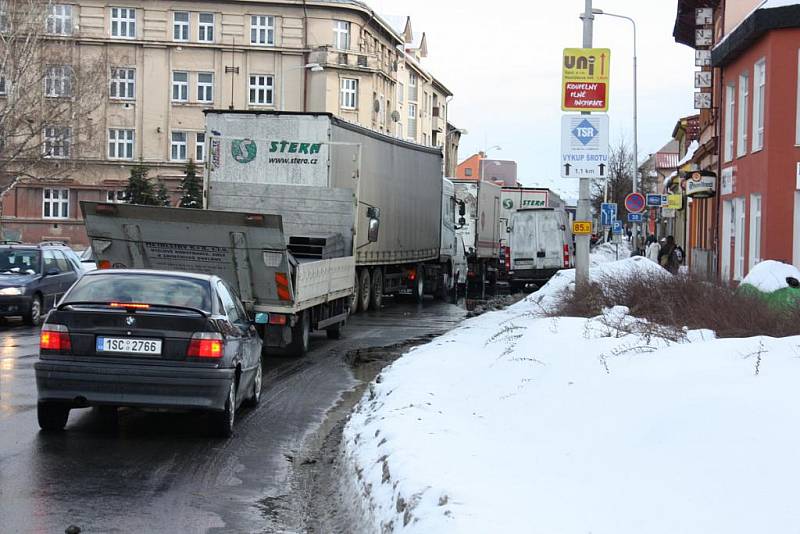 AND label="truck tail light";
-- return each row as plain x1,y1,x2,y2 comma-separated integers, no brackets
187,332,224,358
268,314,287,326
275,273,291,301
407,268,417,282
98,260,111,269
563,244,570,268
505,247,511,271
40,324,72,352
